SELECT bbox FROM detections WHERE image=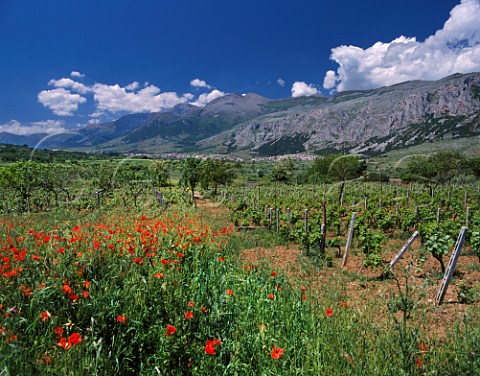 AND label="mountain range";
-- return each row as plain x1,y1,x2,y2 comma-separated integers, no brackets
2,72,480,157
